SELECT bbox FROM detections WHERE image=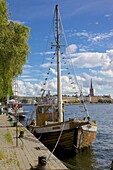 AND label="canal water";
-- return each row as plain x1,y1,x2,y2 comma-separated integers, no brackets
22,104,113,170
